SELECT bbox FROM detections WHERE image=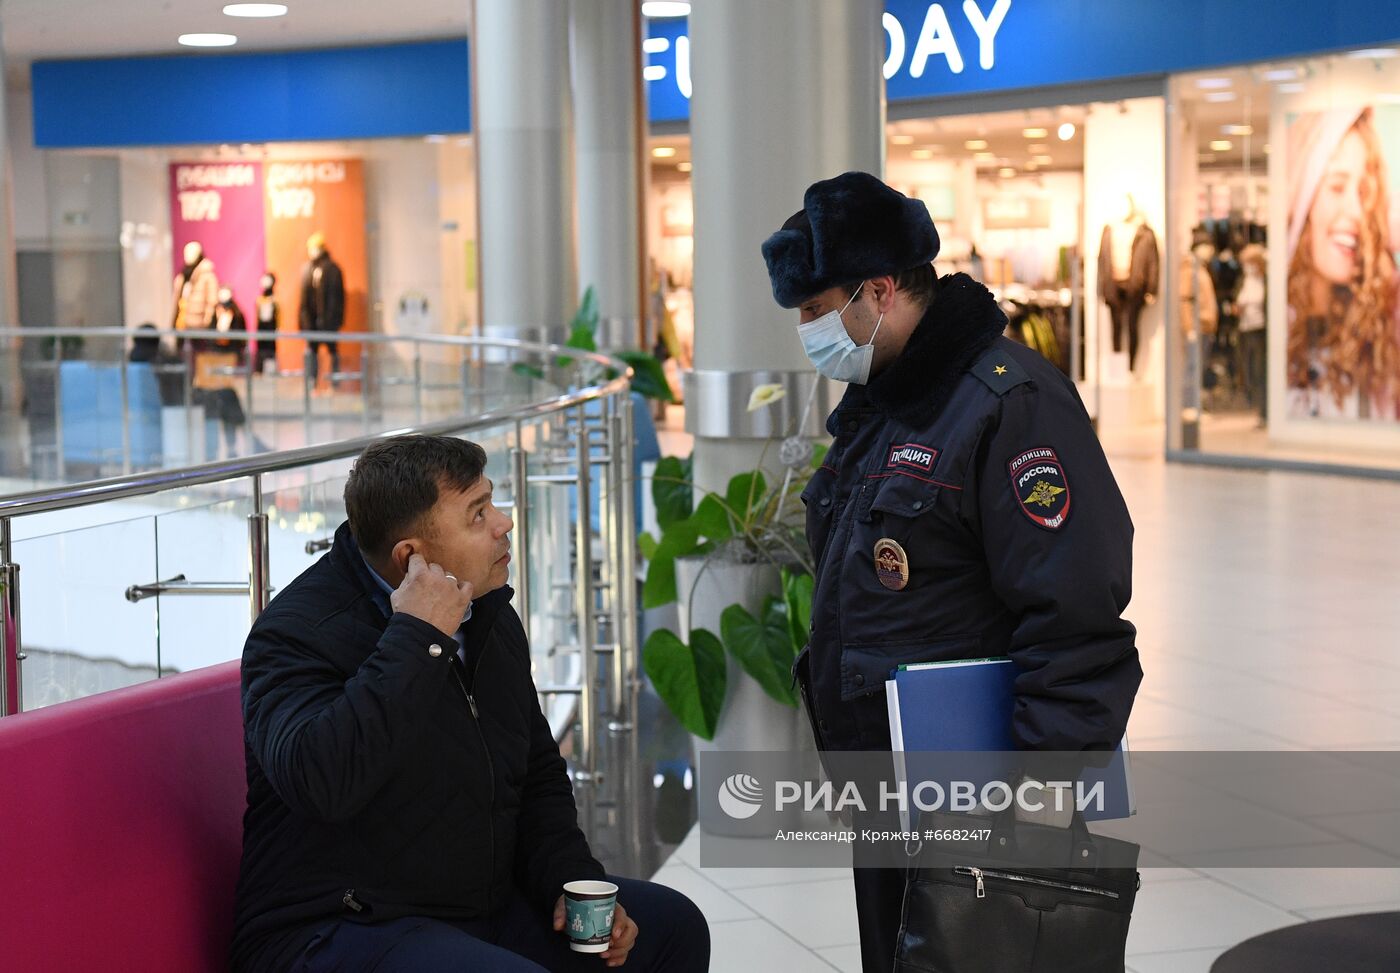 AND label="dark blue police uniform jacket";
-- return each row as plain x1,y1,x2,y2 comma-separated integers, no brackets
794,274,1142,755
